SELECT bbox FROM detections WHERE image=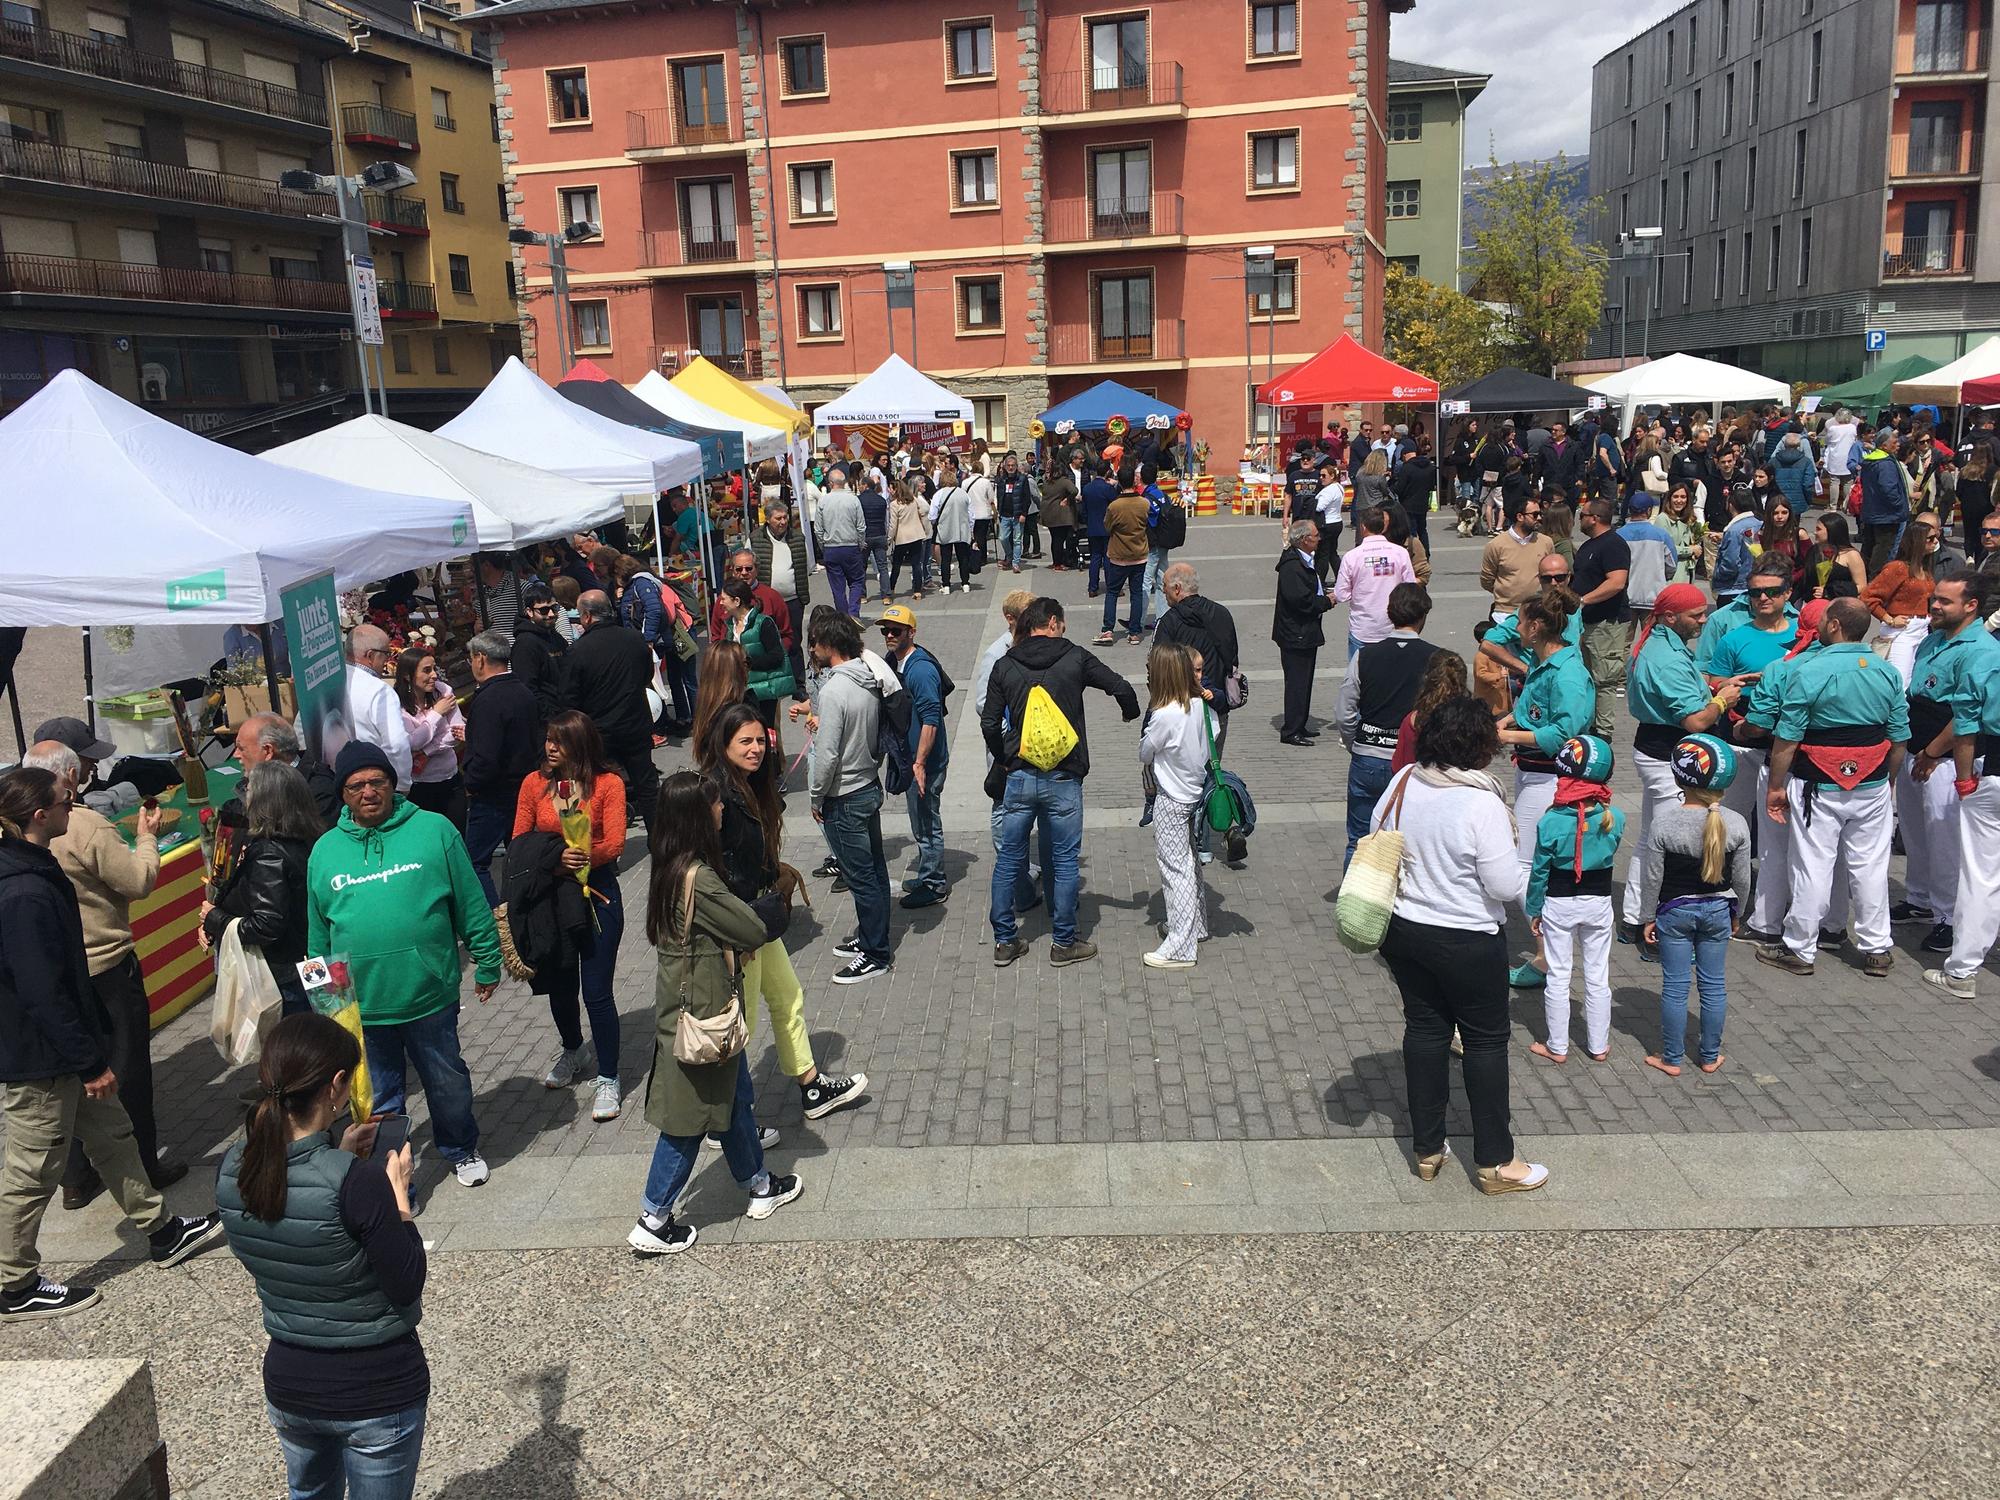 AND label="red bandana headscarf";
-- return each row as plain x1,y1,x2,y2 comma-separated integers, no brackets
1552,777,1612,878
1630,582,1709,661
1785,599,1829,660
